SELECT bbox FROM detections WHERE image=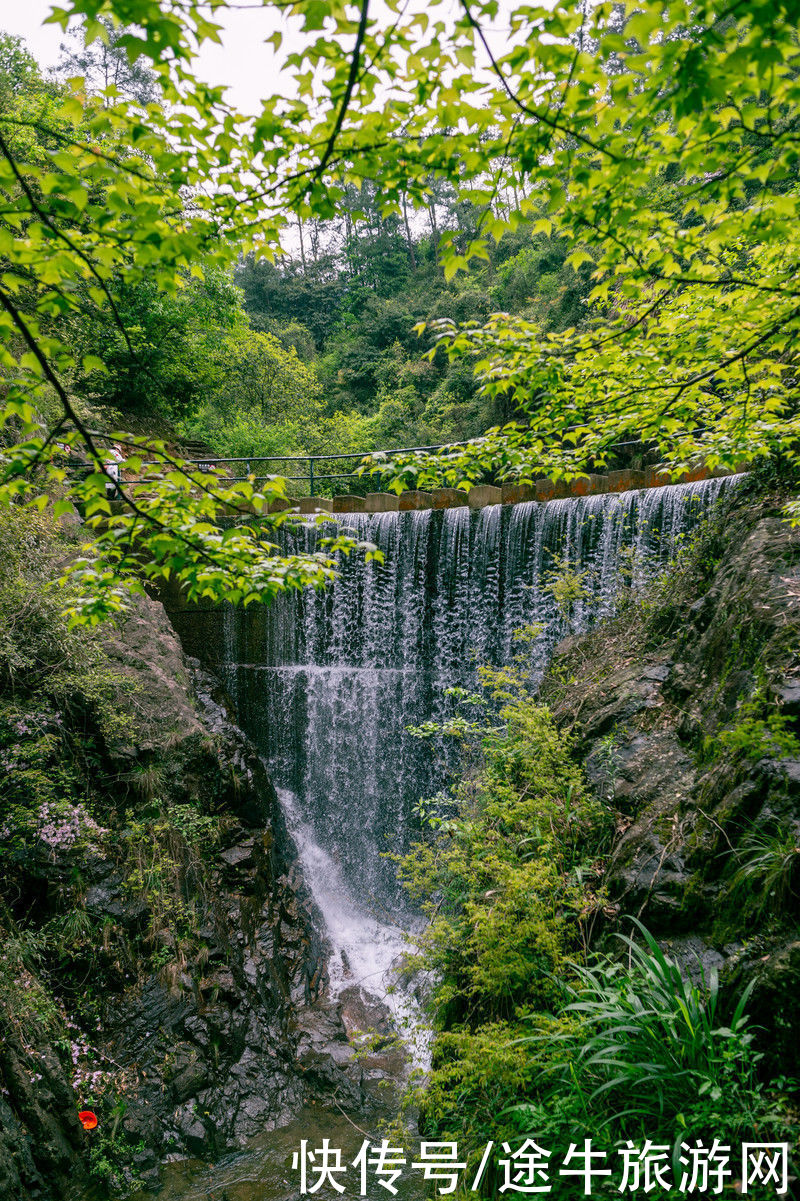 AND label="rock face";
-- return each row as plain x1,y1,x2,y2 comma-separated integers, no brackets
0,1018,82,1199
95,601,336,1164
0,594,386,1198
542,496,800,1065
